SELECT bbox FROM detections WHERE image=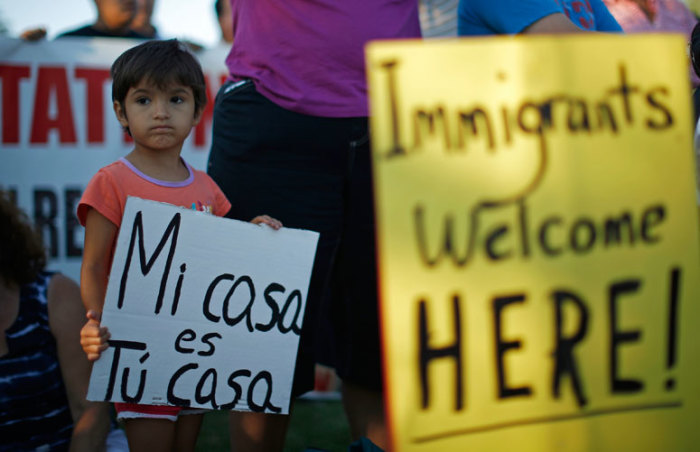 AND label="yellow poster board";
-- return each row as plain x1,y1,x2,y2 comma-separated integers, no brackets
367,34,700,451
